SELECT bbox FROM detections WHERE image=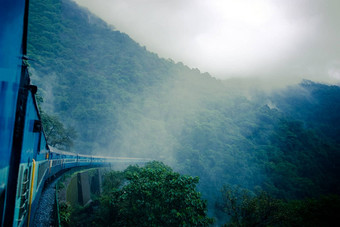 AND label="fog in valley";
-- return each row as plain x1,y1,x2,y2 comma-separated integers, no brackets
27,0,340,224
